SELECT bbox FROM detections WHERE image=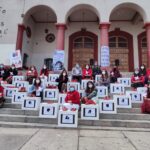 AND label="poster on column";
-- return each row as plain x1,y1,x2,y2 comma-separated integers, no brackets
10,50,22,68
53,50,65,71
100,46,110,67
